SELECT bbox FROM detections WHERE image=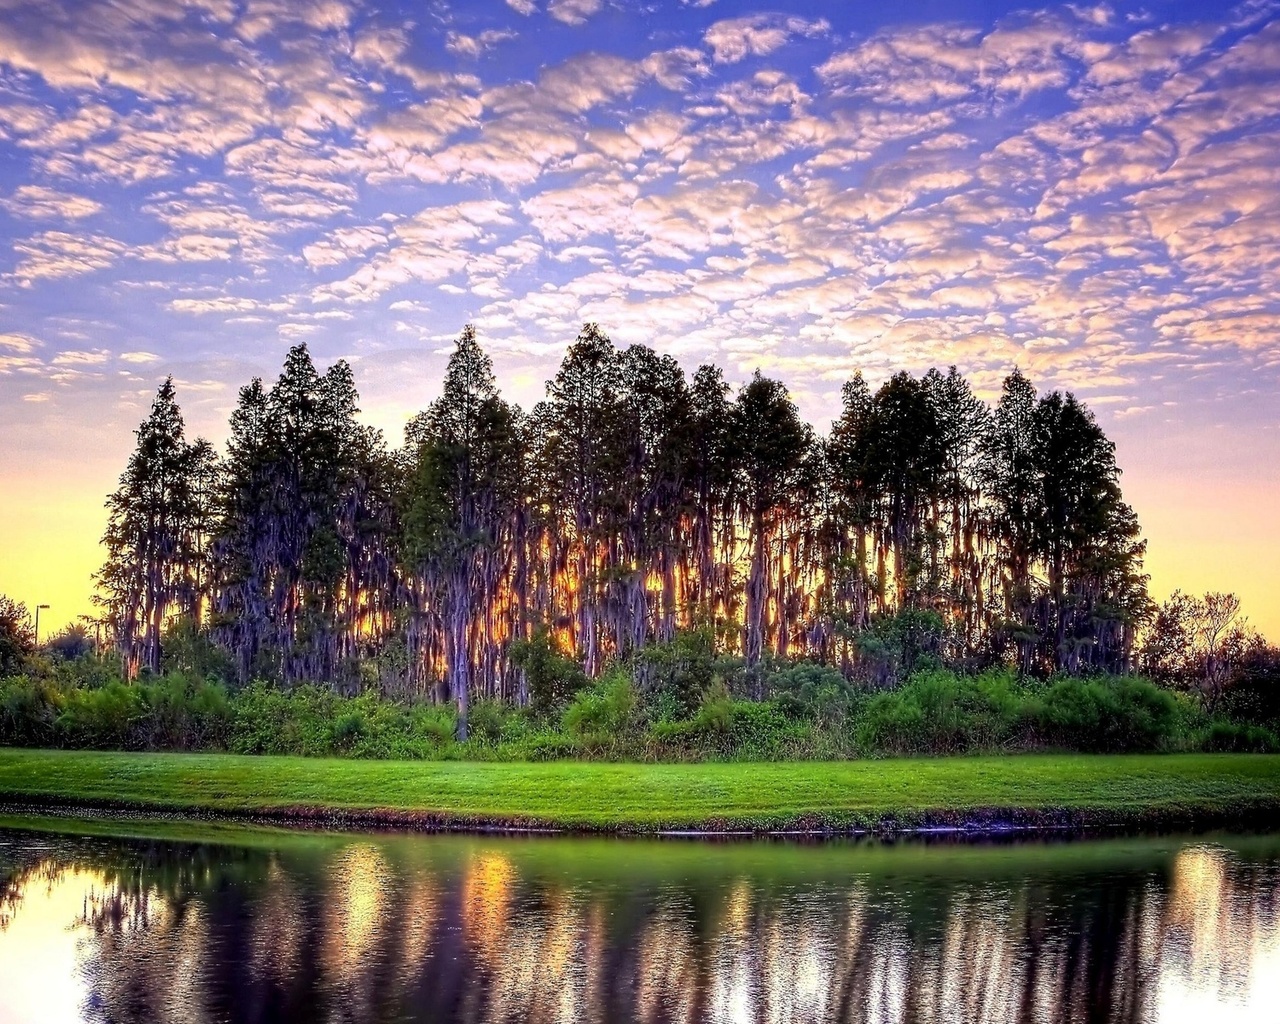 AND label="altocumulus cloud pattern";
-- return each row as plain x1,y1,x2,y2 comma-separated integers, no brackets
2,0,1280,632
